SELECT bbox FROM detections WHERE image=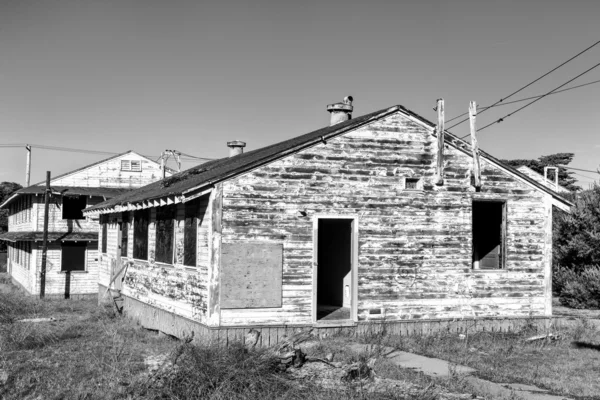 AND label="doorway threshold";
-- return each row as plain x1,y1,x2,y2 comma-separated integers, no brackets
314,319,356,328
